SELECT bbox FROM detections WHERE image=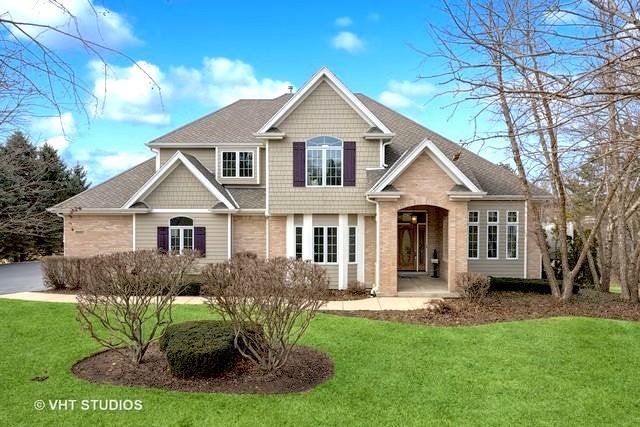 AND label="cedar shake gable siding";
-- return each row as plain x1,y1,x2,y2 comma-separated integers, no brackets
143,163,219,209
